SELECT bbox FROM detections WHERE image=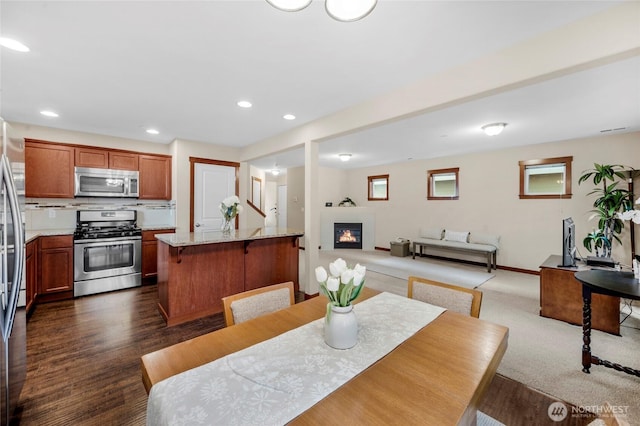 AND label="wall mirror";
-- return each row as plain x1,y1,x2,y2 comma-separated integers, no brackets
251,176,262,209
